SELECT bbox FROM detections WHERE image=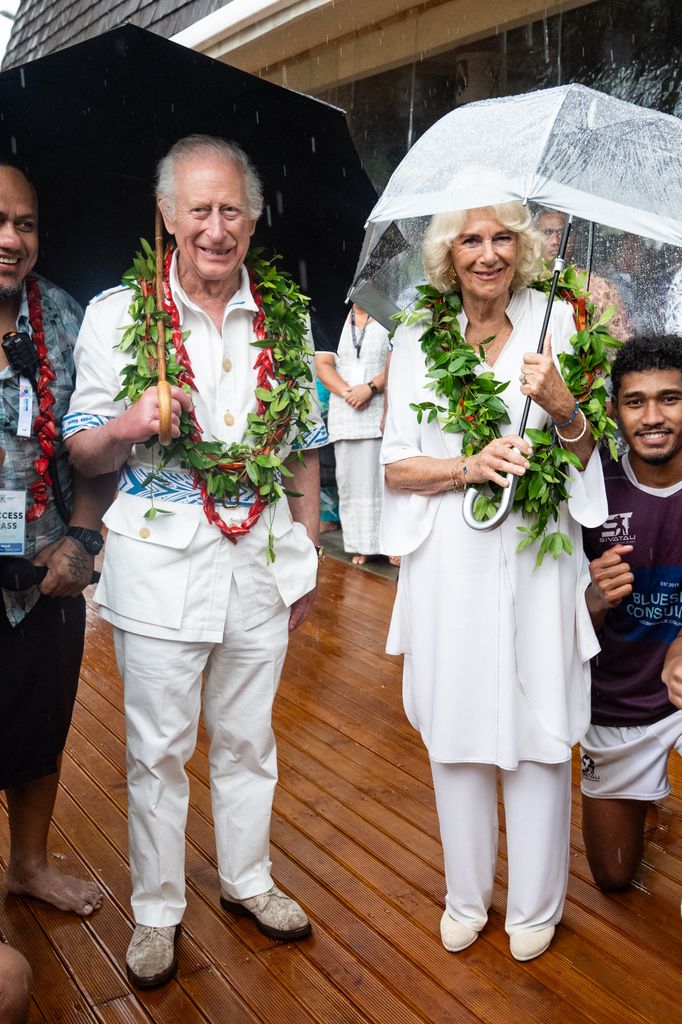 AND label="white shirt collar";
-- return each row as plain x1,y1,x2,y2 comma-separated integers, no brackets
621,451,682,497
168,250,258,325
